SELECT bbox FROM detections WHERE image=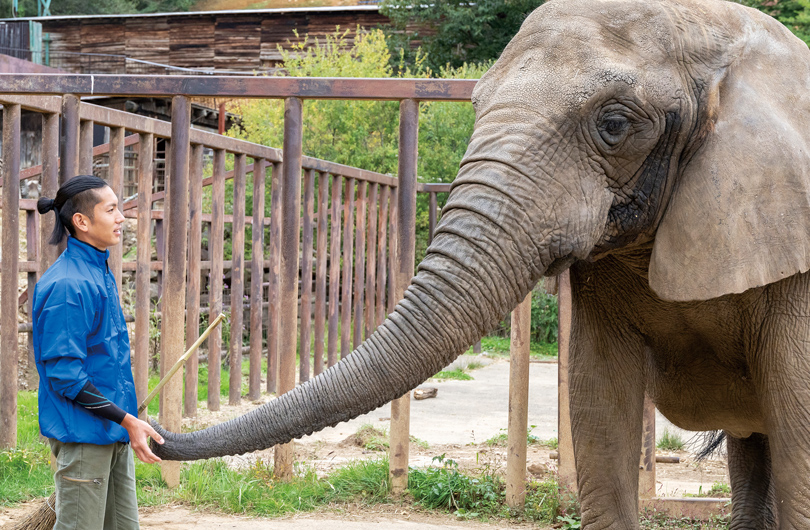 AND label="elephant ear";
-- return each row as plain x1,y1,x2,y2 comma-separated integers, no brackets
649,11,810,302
